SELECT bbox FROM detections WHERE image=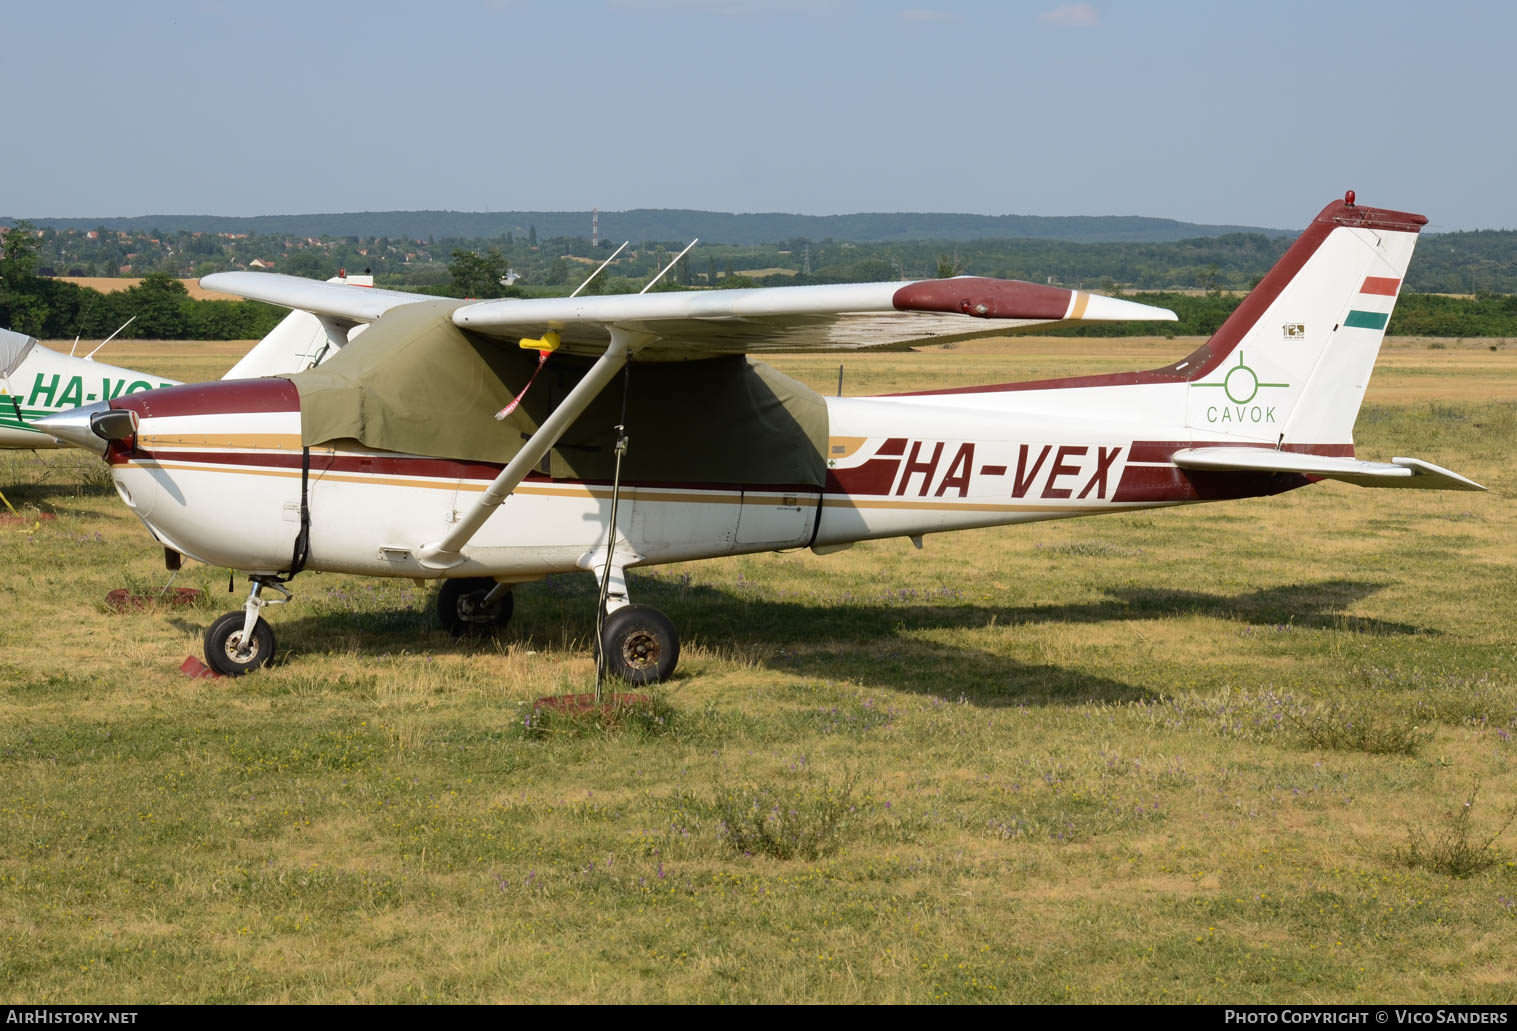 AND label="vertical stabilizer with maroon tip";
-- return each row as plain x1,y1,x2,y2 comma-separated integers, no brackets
1182,191,1427,447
